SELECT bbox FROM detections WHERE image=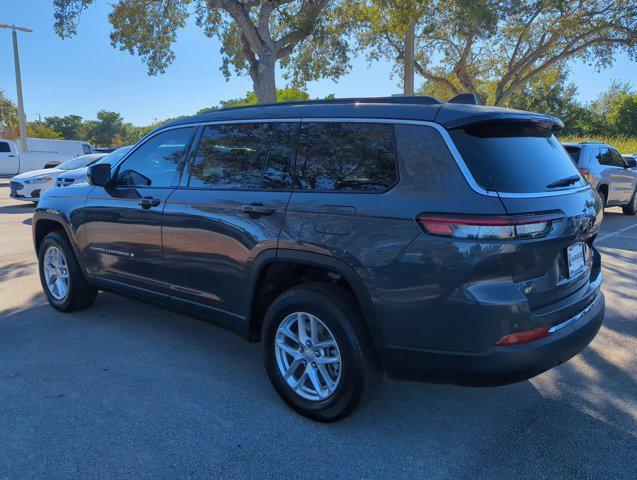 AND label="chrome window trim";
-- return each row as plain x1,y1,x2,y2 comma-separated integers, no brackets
118,117,591,199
